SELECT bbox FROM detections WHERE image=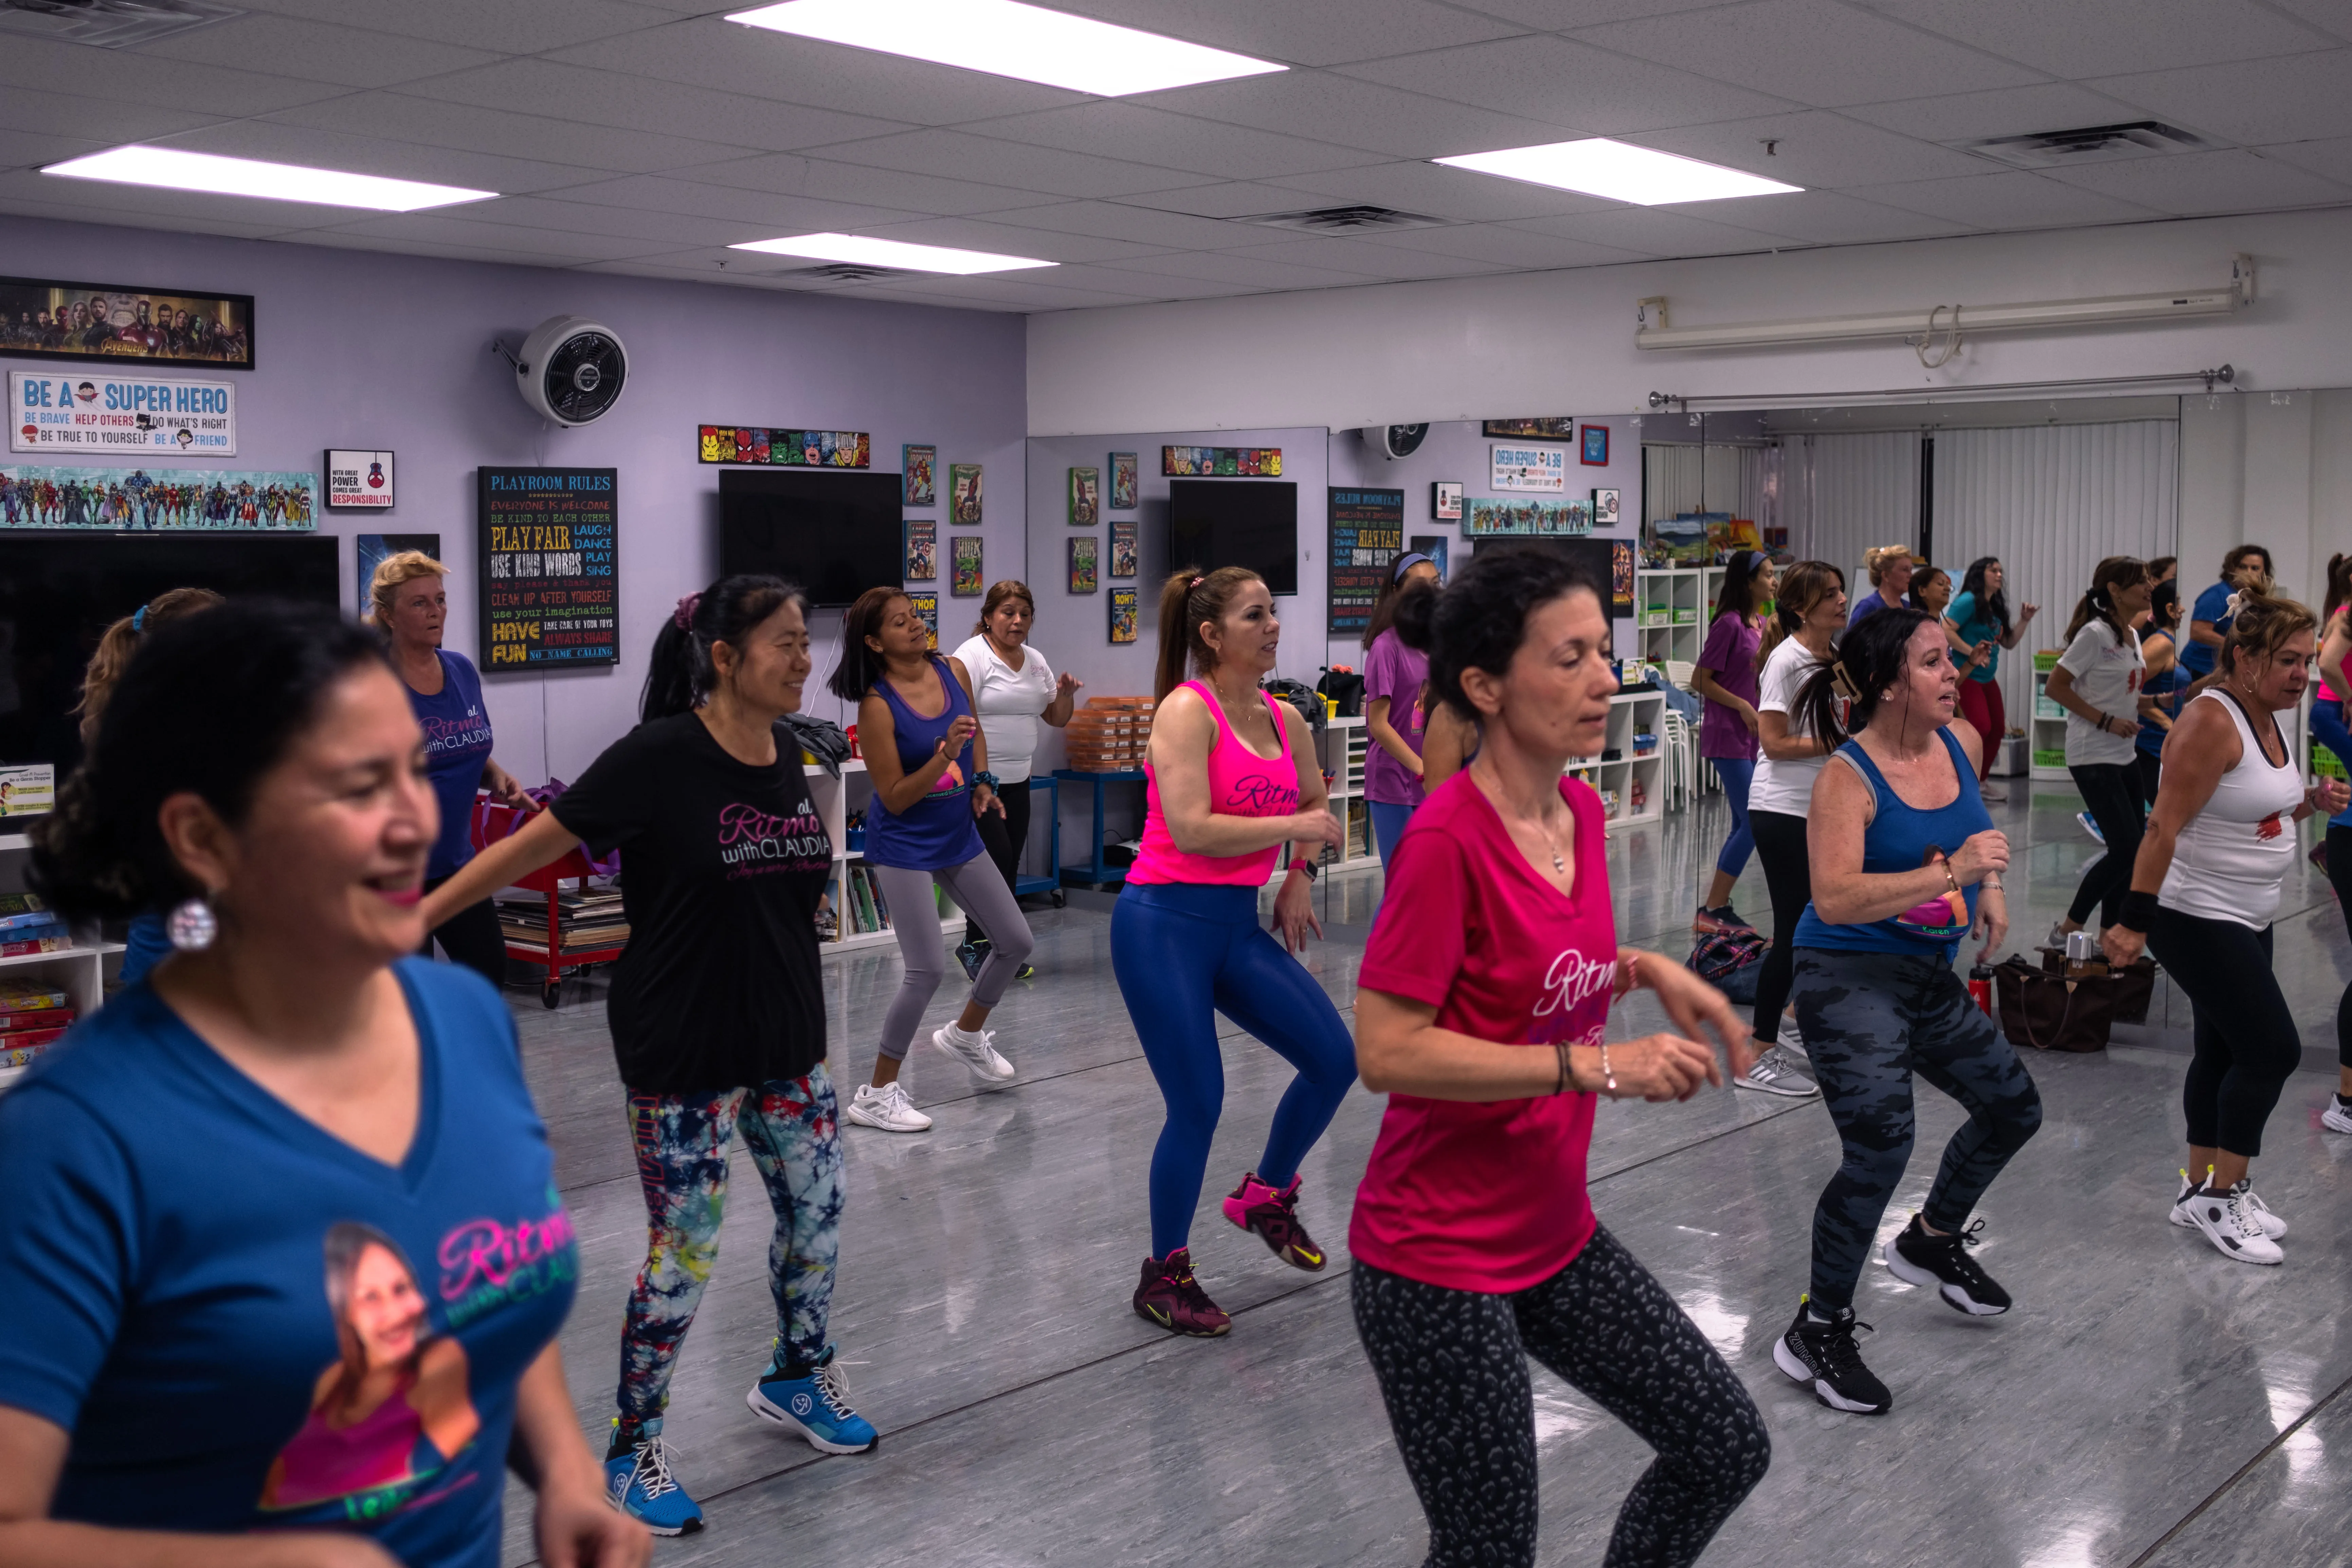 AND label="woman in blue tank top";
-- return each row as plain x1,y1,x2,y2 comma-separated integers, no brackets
827,588,1036,1136
1769,609,2044,1420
